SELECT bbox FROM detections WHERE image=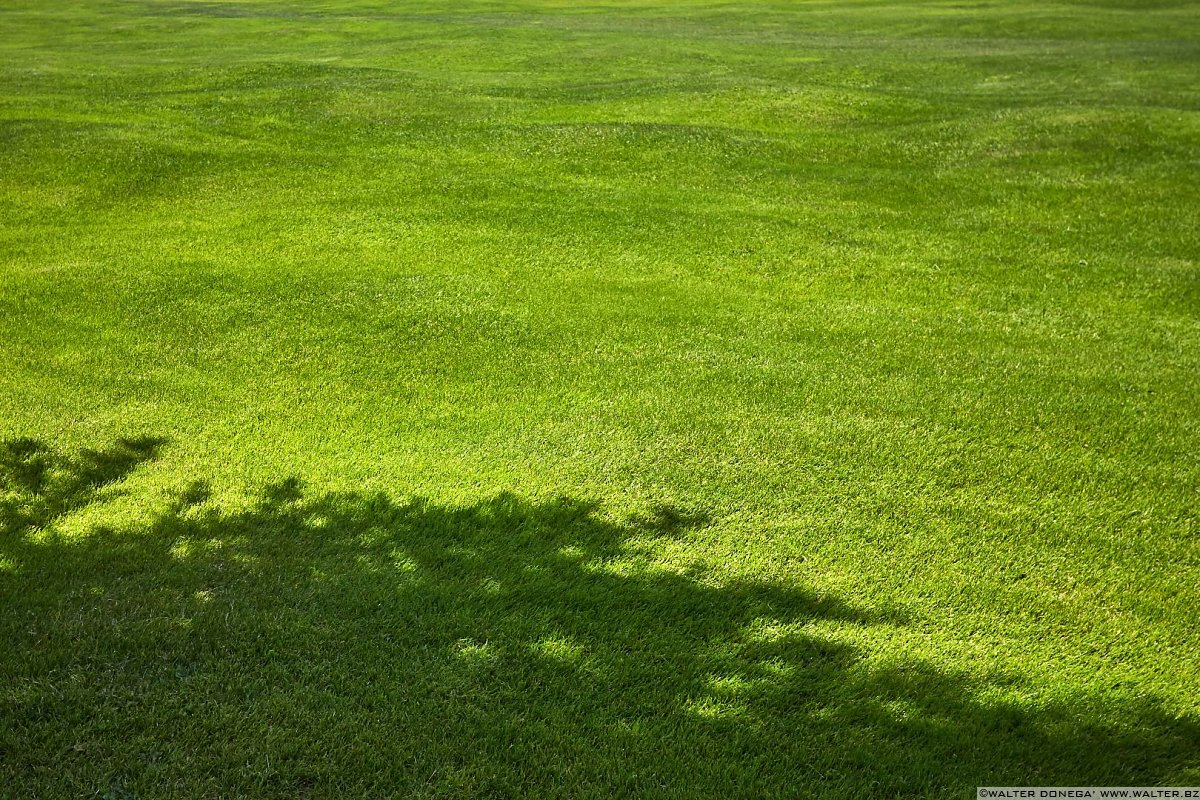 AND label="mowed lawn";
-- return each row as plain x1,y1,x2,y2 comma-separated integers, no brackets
2,0,1198,796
